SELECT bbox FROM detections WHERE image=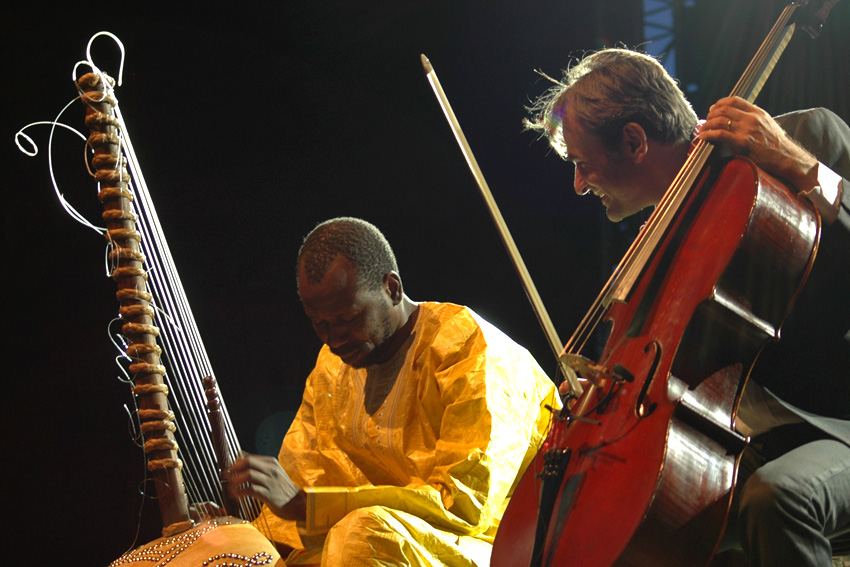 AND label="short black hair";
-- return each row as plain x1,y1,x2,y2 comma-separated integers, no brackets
297,217,398,294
